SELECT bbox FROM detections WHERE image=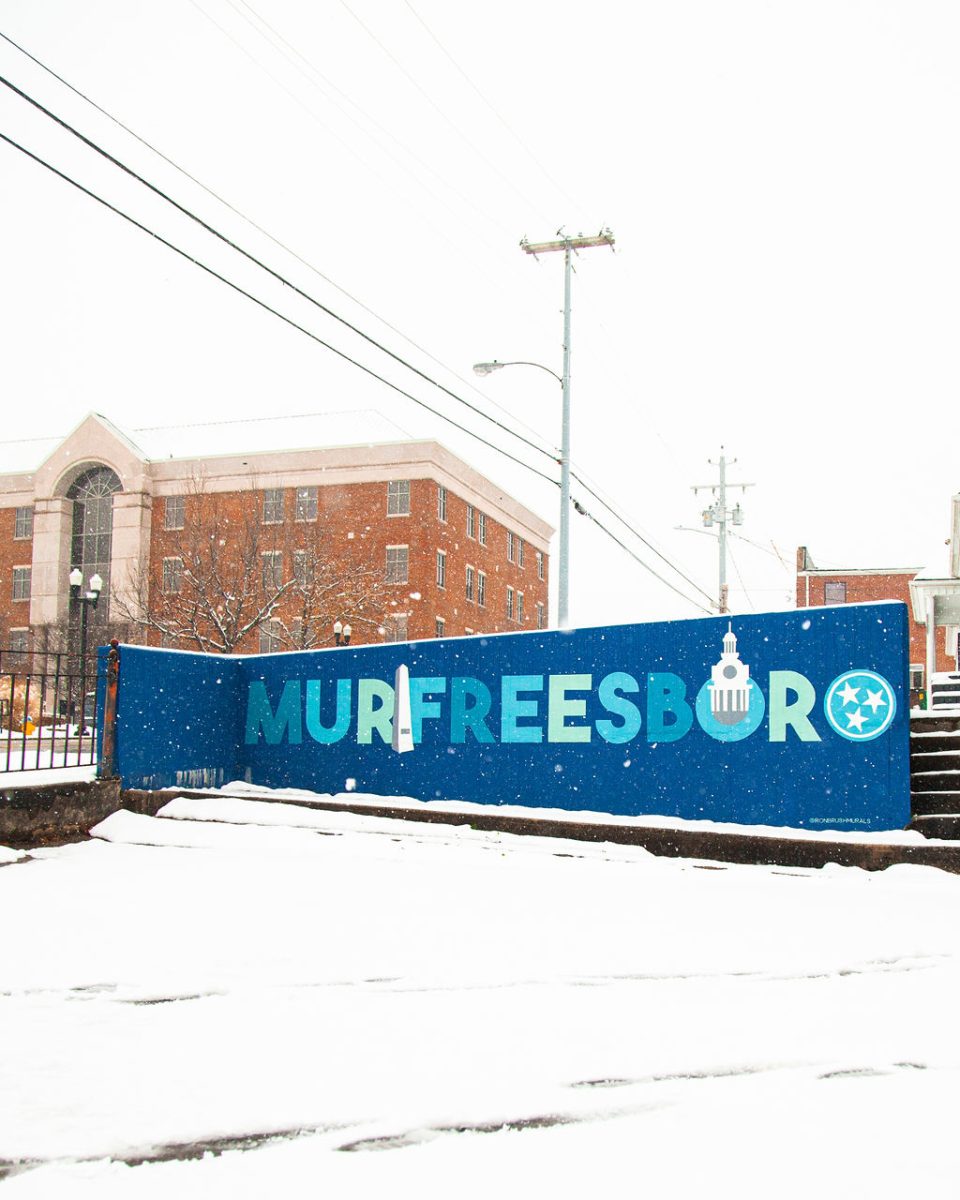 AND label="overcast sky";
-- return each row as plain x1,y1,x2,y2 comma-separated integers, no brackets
1,1,957,628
